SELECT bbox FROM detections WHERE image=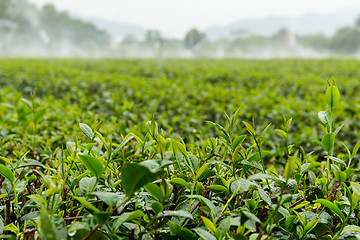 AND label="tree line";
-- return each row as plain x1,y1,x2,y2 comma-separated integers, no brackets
0,0,109,53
